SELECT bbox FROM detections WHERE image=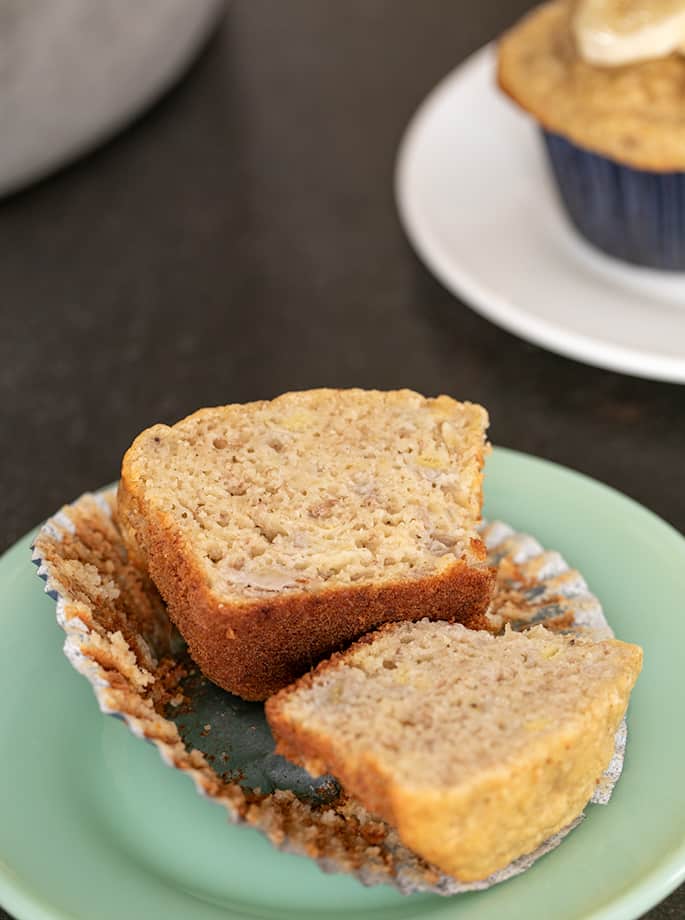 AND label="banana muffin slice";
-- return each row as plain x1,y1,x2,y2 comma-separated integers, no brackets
119,388,493,699
267,619,642,881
